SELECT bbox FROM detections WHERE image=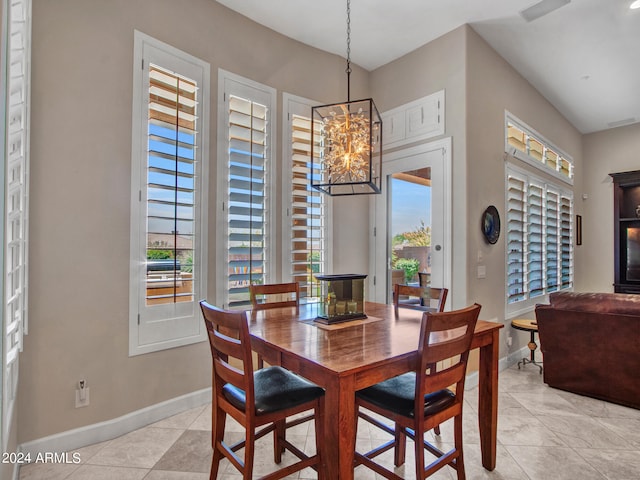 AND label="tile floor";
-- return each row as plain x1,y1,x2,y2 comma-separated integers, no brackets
19,365,640,479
